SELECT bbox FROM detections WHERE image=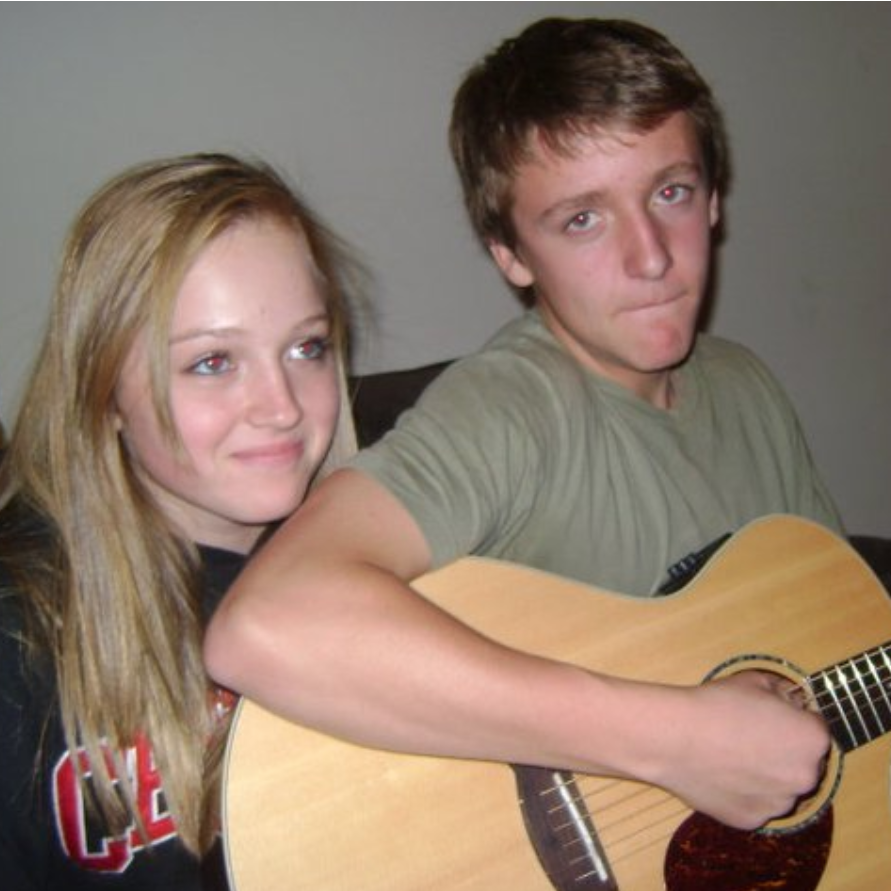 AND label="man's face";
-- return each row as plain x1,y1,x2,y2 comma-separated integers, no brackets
489,112,719,407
